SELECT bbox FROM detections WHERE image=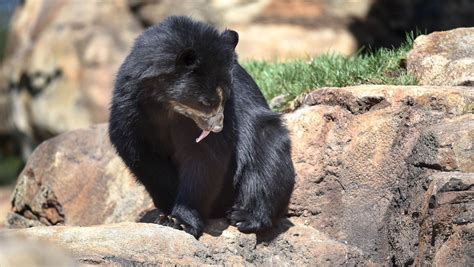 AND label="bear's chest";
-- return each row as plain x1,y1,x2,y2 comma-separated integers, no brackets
168,115,232,167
